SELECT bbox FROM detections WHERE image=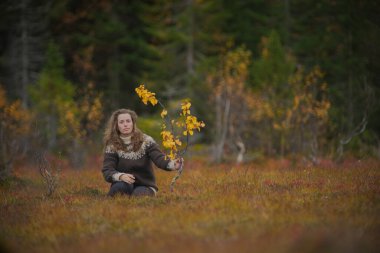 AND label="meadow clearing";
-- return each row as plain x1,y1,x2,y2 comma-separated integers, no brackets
0,157,379,253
